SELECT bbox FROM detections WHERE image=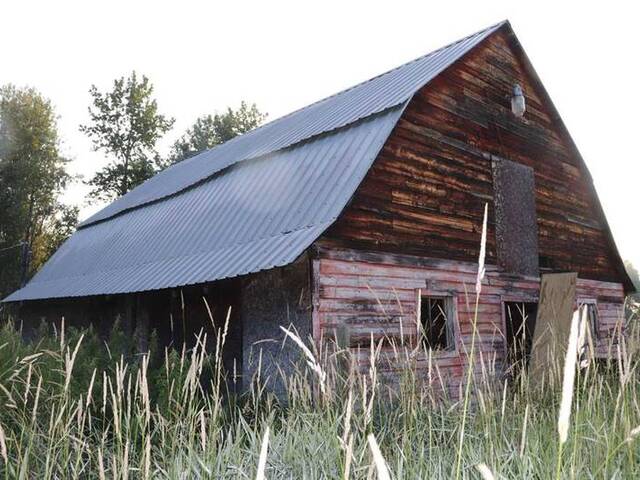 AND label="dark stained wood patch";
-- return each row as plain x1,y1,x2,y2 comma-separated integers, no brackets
492,158,539,276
